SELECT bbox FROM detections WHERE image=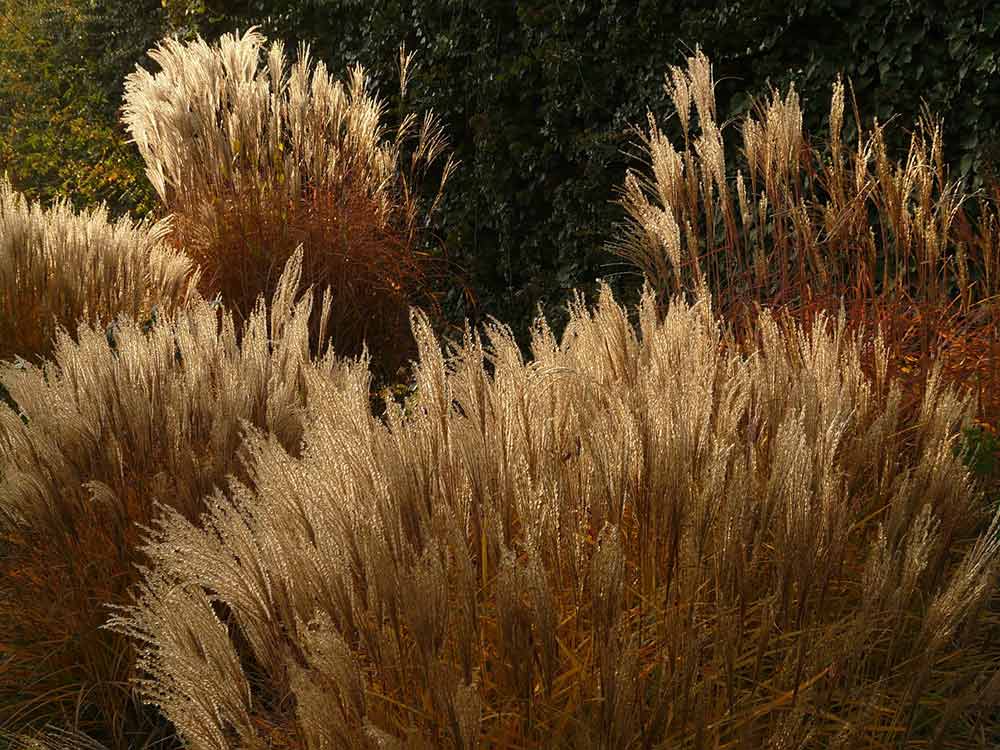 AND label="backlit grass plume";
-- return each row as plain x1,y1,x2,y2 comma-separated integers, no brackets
0,175,200,365
2,38,999,750
0,248,365,750
608,48,1000,433
90,282,1000,749
121,28,459,385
